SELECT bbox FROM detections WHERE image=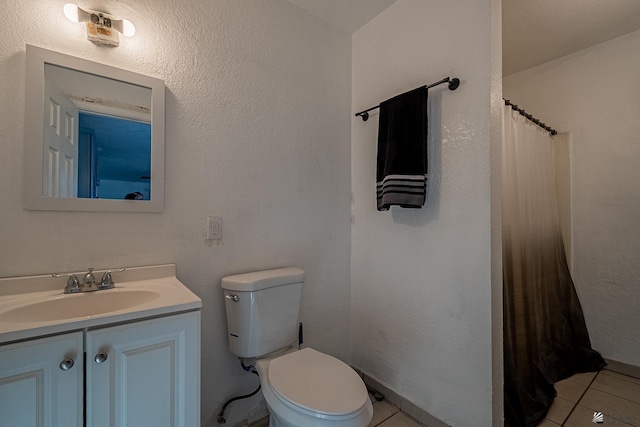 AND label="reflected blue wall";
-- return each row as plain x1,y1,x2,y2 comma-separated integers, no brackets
78,112,151,199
